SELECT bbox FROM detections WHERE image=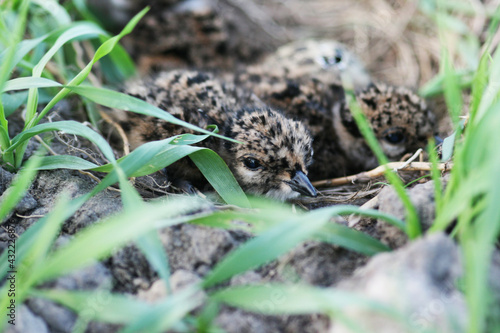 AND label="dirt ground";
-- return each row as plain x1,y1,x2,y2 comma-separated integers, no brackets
3,0,500,332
